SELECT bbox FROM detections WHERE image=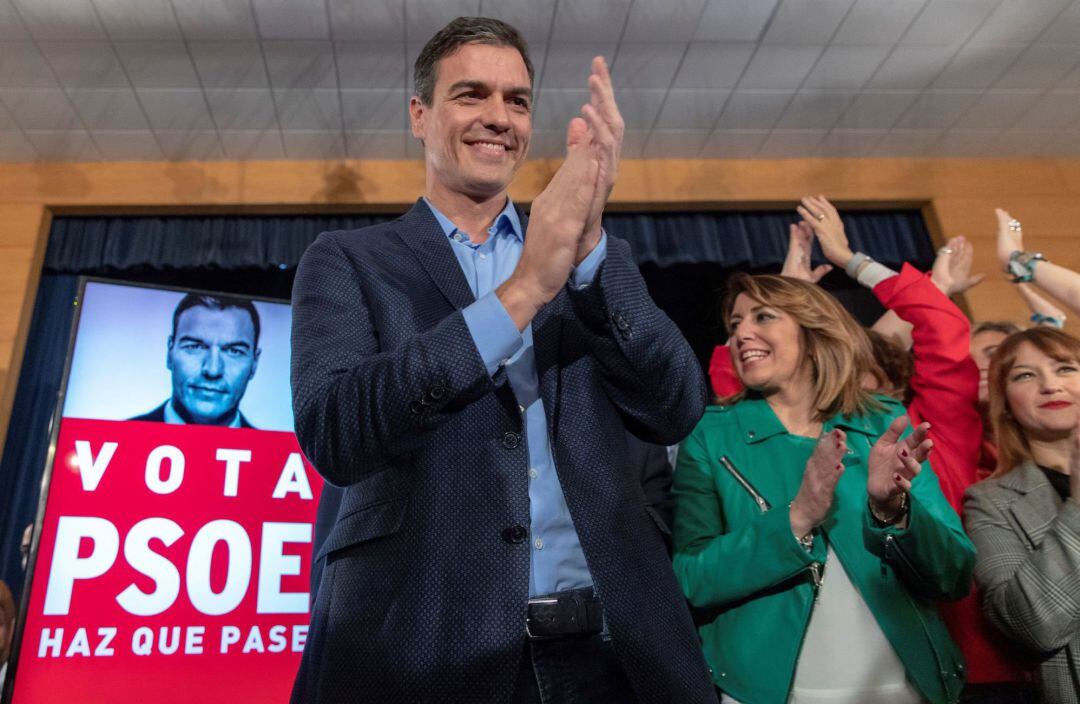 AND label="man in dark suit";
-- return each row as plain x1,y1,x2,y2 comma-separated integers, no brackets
289,16,714,704
132,293,260,428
